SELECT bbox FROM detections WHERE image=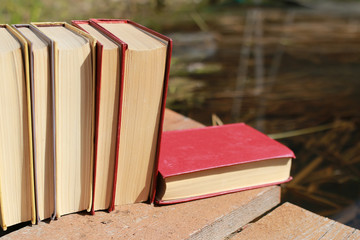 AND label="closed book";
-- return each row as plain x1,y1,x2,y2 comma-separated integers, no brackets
71,20,121,213
0,24,36,230
31,22,96,218
13,24,56,222
156,123,295,205
87,19,172,207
